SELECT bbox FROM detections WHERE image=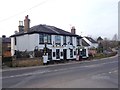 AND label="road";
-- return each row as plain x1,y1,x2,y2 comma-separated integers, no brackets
0,56,2,90
2,55,118,88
